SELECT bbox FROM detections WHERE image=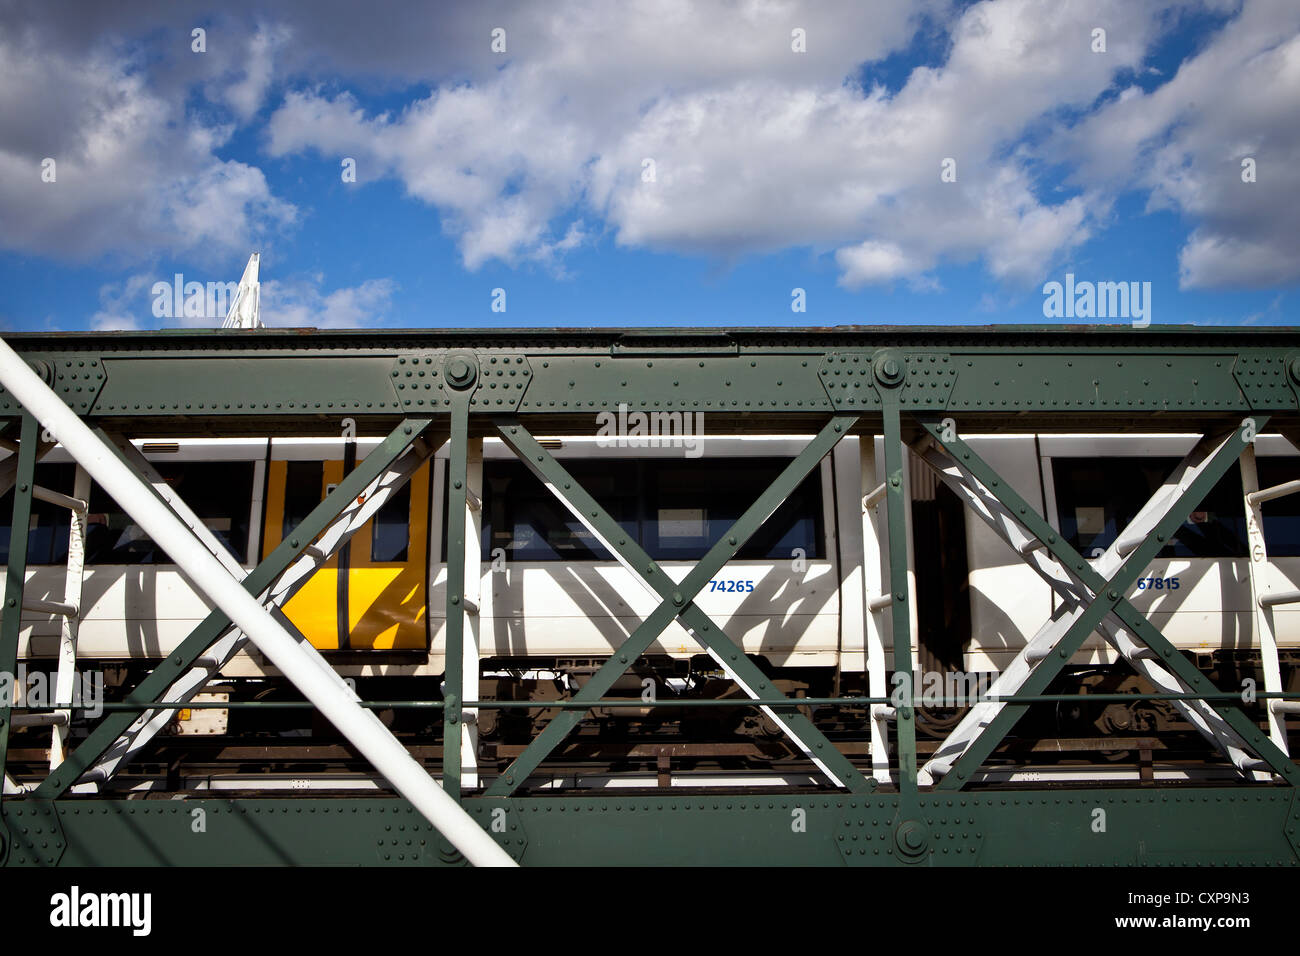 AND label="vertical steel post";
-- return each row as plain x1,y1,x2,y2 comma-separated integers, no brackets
460,437,484,791
881,401,917,800
443,399,468,799
0,413,38,800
